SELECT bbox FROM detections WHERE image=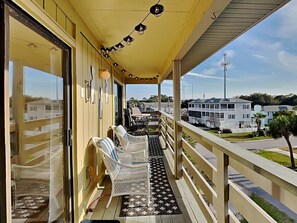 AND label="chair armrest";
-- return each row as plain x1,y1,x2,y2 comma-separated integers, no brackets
103,152,148,168
127,133,148,143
